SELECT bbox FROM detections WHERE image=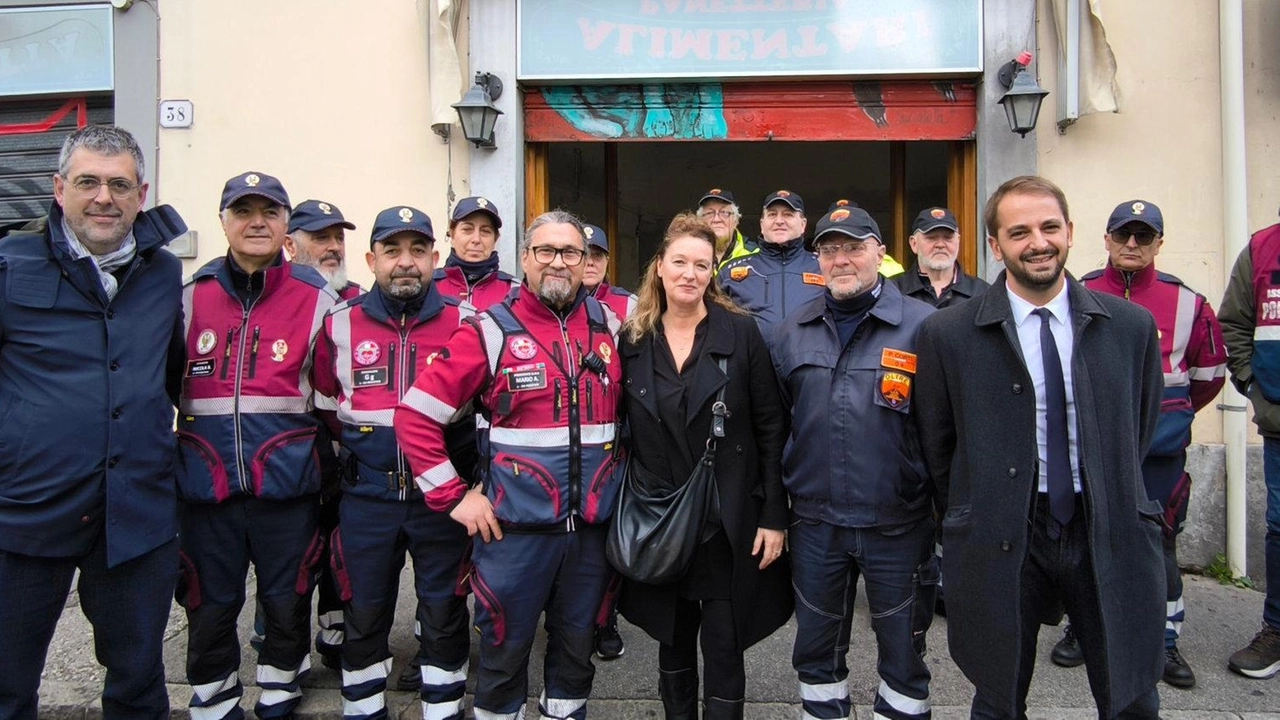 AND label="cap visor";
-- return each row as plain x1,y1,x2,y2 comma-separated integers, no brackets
291,219,356,233
222,189,289,211
372,227,435,244
914,221,958,234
